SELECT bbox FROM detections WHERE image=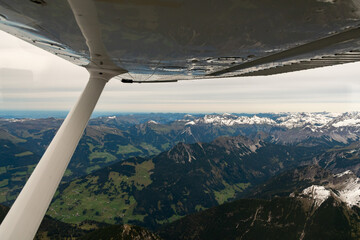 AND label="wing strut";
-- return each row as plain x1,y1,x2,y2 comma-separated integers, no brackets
0,0,126,238
0,72,109,240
